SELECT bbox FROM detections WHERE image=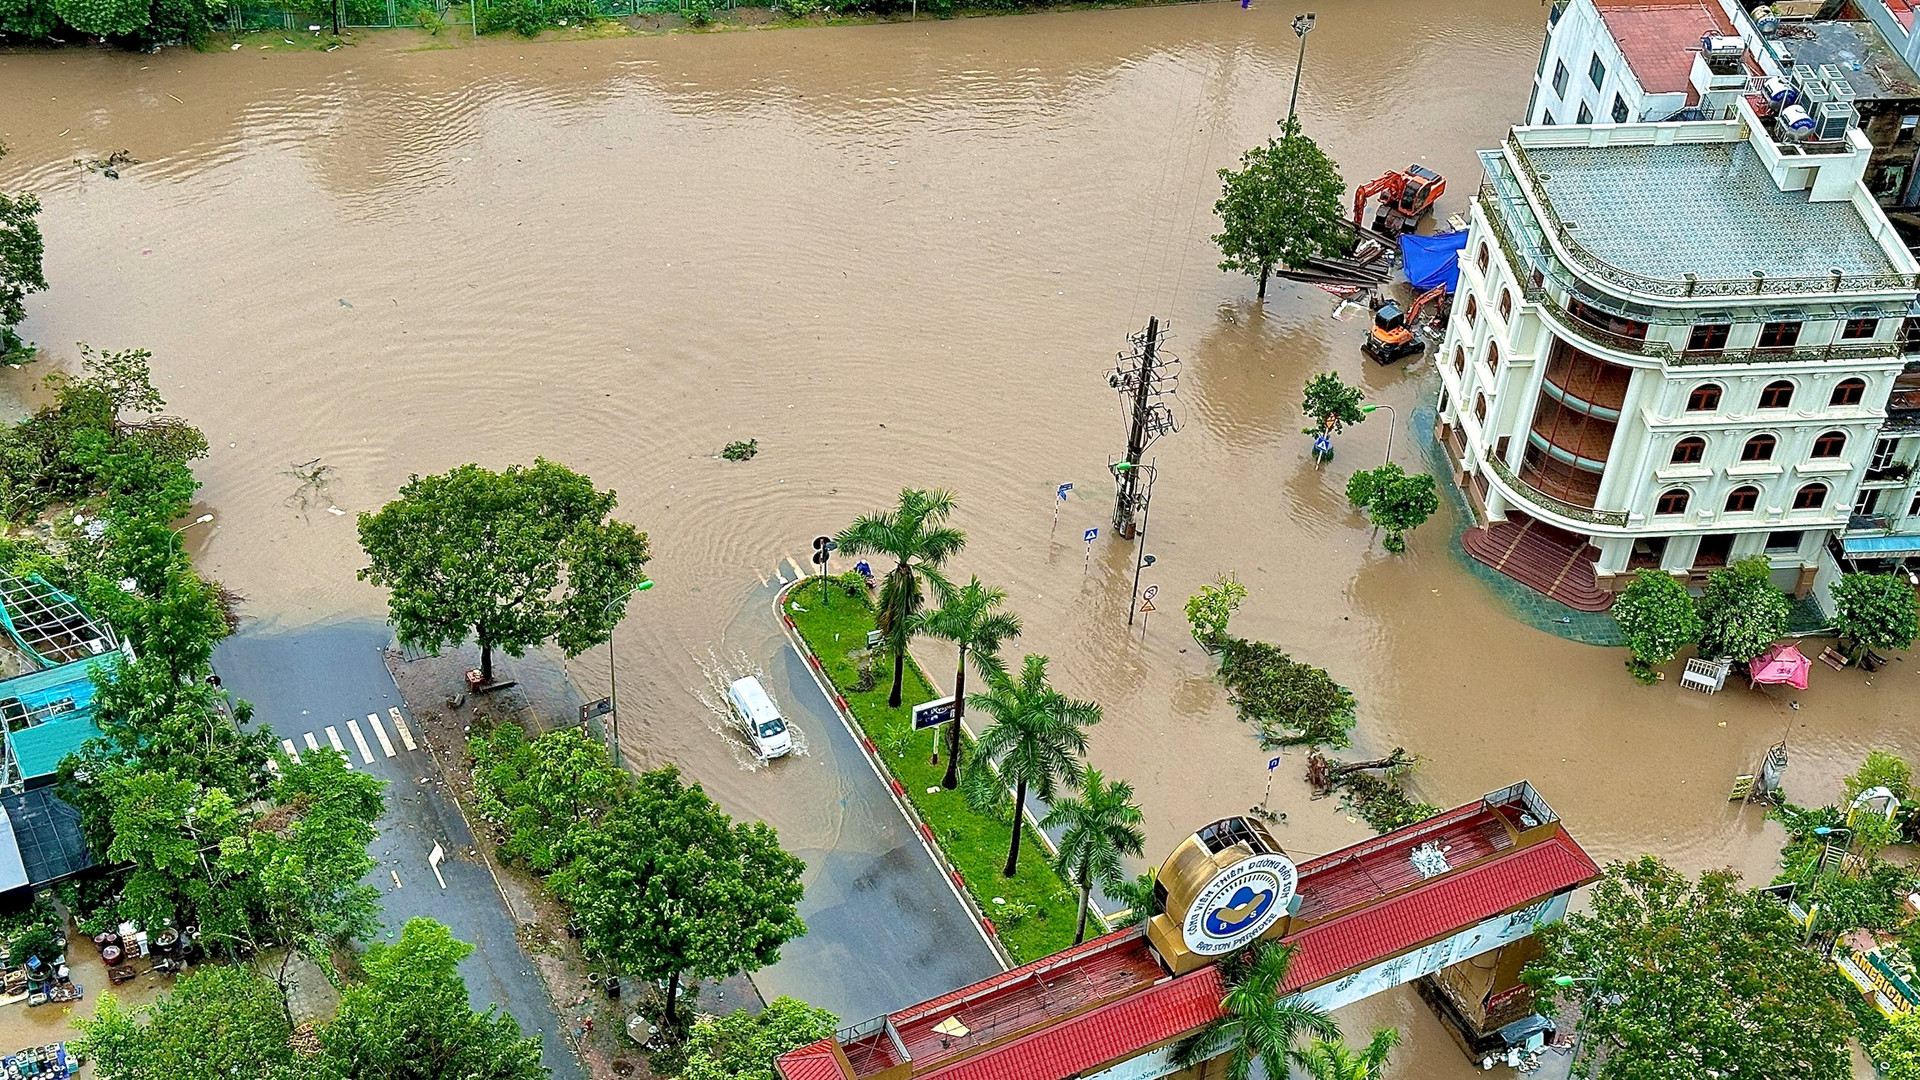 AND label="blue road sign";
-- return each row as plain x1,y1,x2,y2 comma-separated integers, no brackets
1312,434,1333,456
1268,756,1282,771
1083,527,1099,543
1057,483,1073,500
